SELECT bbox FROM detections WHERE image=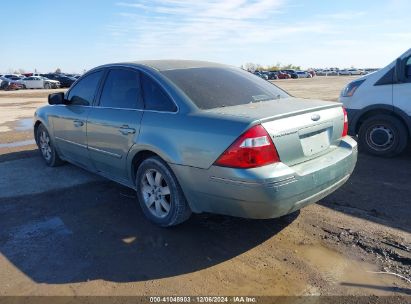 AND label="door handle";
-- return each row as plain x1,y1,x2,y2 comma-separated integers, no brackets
119,126,136,135
73,120,84,127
